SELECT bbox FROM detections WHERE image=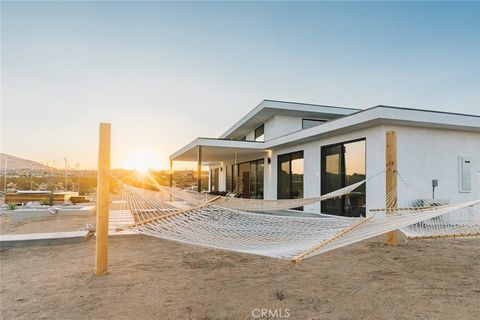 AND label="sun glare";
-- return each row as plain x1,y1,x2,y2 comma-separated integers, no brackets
124,150,157,172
